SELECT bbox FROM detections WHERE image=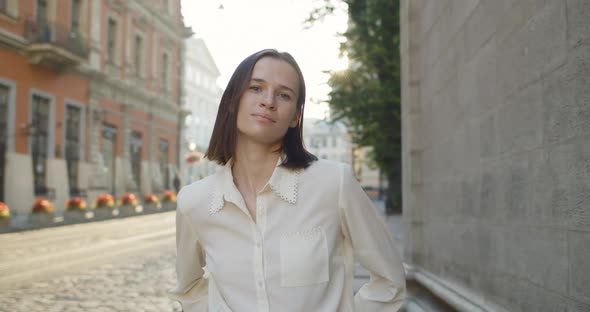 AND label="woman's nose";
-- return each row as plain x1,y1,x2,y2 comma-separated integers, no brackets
259,91,276,109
